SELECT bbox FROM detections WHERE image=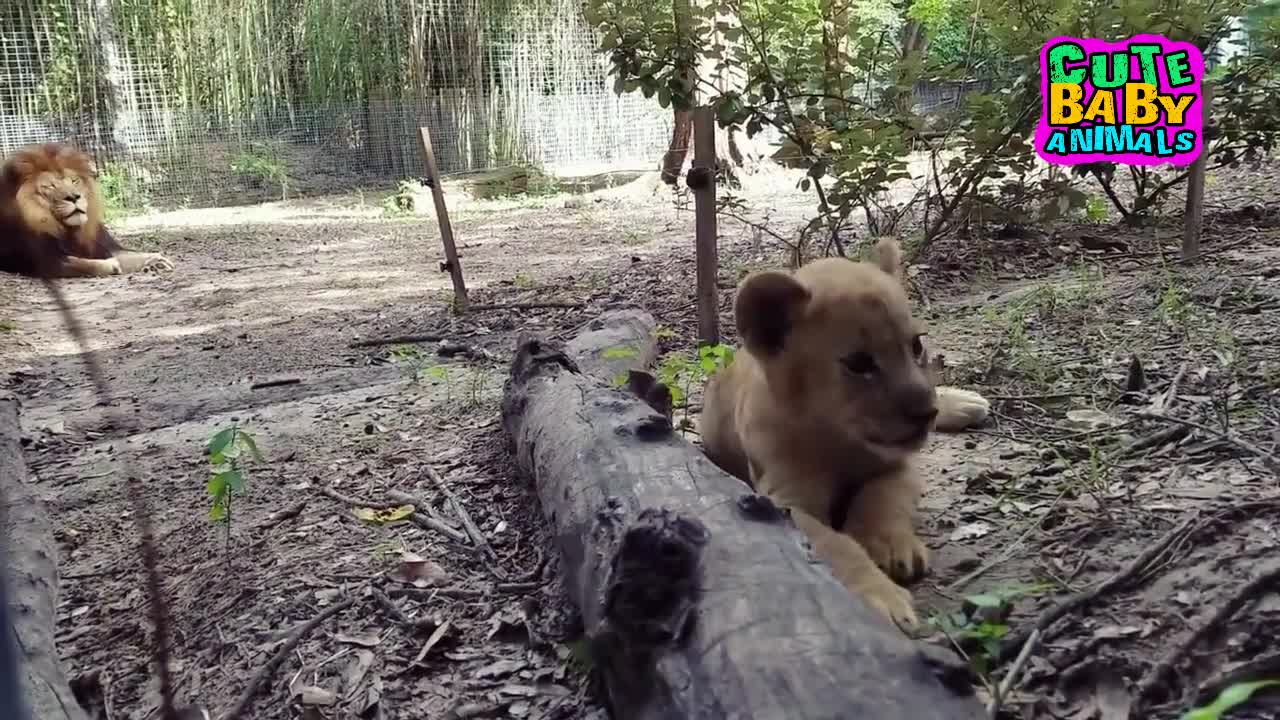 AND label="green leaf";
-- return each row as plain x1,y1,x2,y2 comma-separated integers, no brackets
603,346,639,359
216,469,244,493
207,473,227,498
209,502,226,522
237,432,265,463
207,427,236,457
1183,680,1280,720
964,593,1003,609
